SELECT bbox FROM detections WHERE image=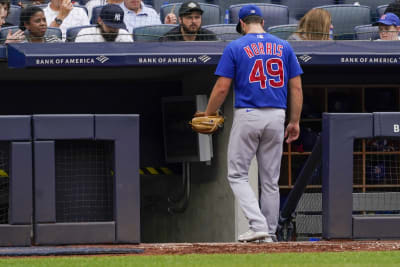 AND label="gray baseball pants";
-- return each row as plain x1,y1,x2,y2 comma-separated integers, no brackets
227,108,285,234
